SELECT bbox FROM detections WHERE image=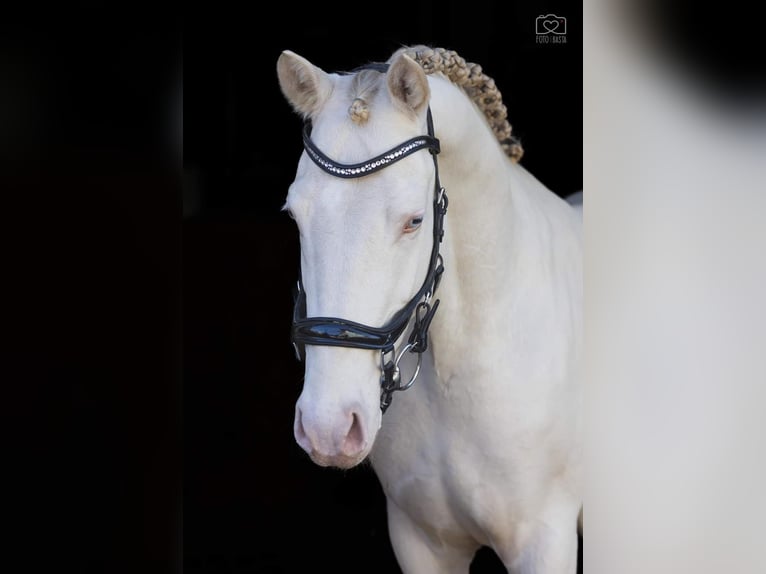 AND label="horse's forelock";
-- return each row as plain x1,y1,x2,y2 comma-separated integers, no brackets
347,69,383,124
